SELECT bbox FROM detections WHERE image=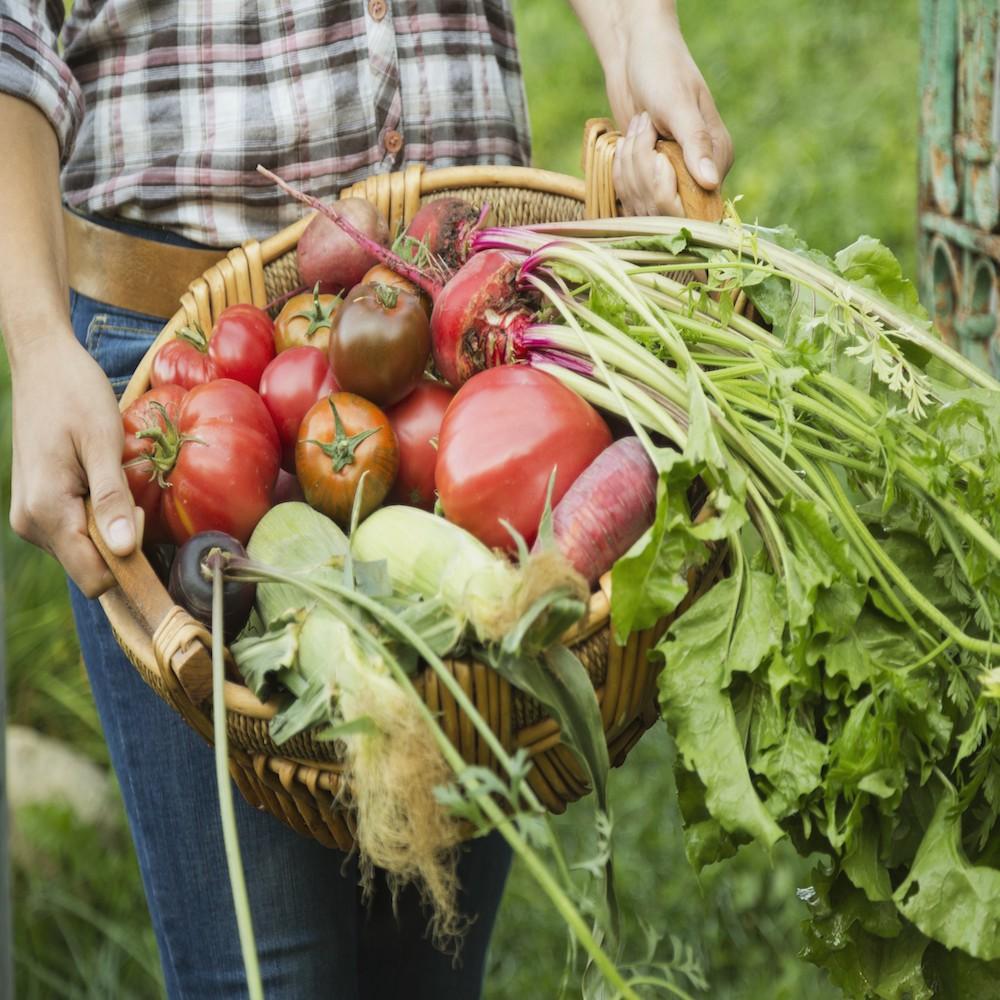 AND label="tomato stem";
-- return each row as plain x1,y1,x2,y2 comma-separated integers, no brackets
131,401,203,485
290,282,340,339
371,282,399,310
305,397,379,473
174,324,209,353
